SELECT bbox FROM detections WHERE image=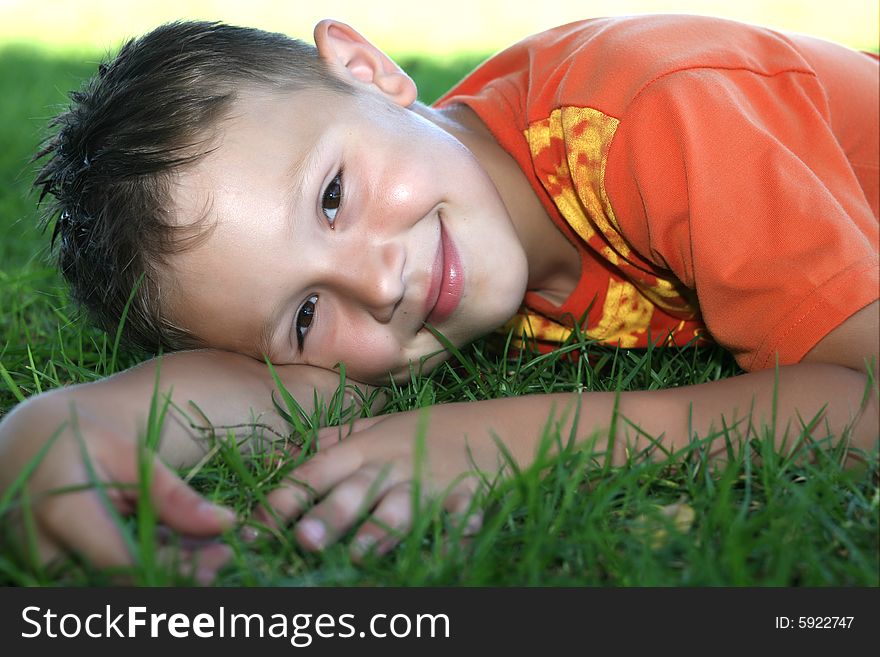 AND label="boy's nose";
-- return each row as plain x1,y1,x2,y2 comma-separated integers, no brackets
337,238,405,323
